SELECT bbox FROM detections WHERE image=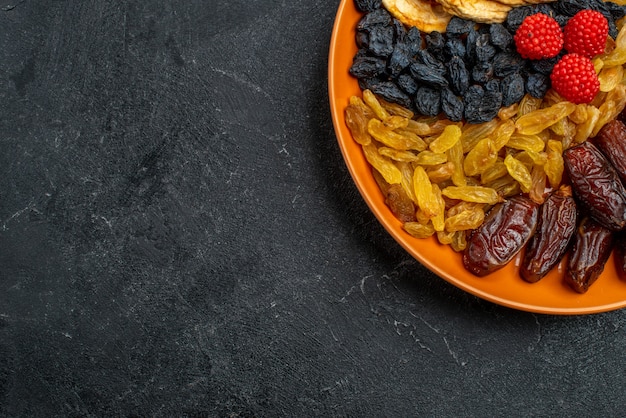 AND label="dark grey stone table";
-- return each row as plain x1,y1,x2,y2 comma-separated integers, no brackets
2,1,626,416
